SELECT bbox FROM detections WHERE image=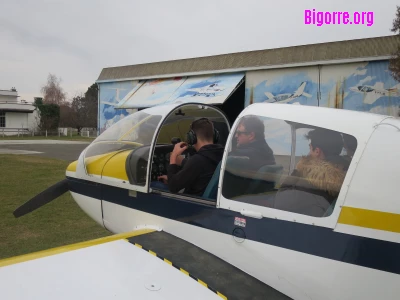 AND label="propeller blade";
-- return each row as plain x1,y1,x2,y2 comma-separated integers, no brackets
13,179,69,218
